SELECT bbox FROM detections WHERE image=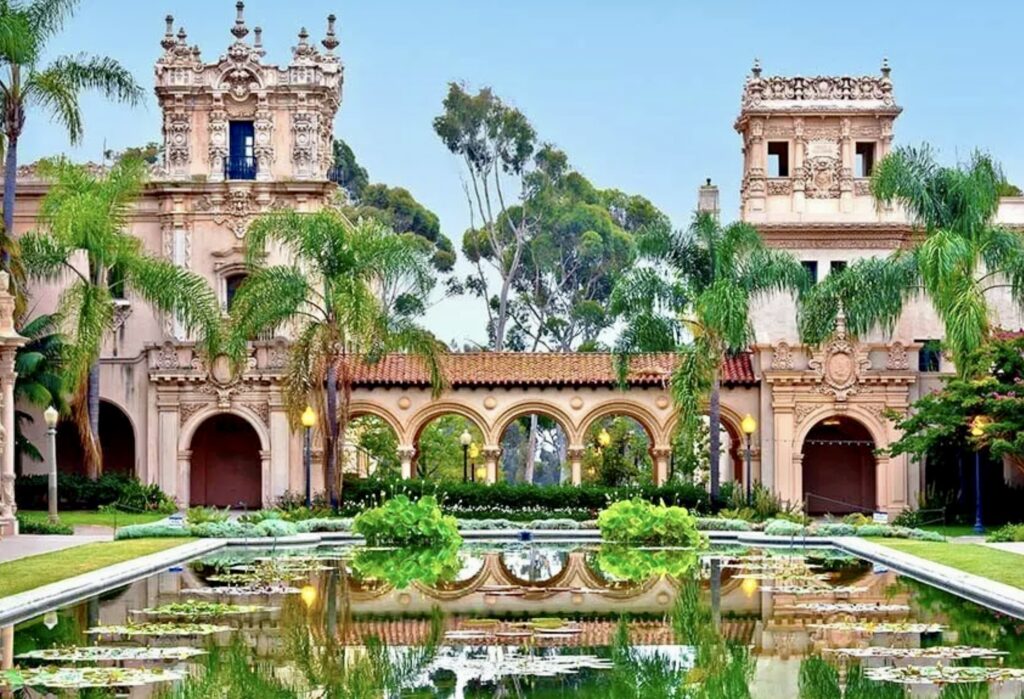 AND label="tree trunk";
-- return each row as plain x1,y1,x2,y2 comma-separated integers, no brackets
86,362,101,479
2,131,18,269
325,362,340,509
524,414,538,484
709,372,721,503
